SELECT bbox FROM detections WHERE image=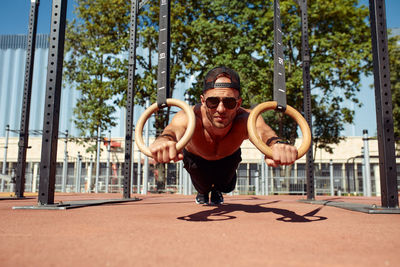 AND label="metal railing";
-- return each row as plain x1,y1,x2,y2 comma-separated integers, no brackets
1,161,399,196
